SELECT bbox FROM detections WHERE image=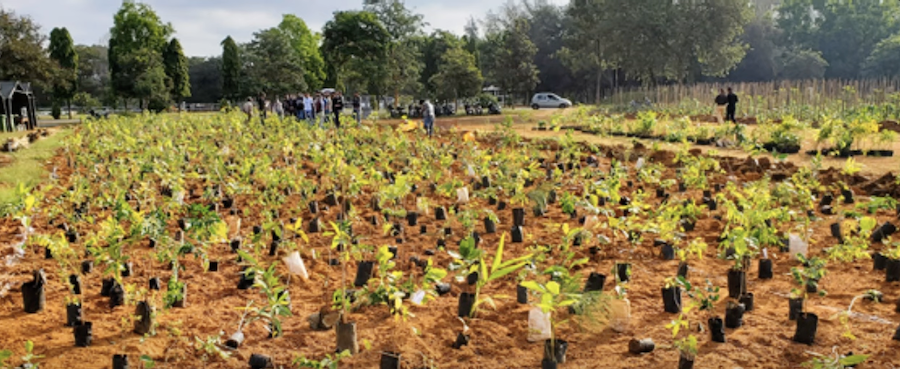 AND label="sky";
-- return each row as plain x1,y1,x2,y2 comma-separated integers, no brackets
4,0,567,57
